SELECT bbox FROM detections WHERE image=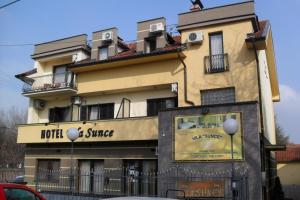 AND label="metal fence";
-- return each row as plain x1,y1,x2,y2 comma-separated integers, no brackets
35,167,249,200
0,168,24,182
22,72,77,93
283,185,300,200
